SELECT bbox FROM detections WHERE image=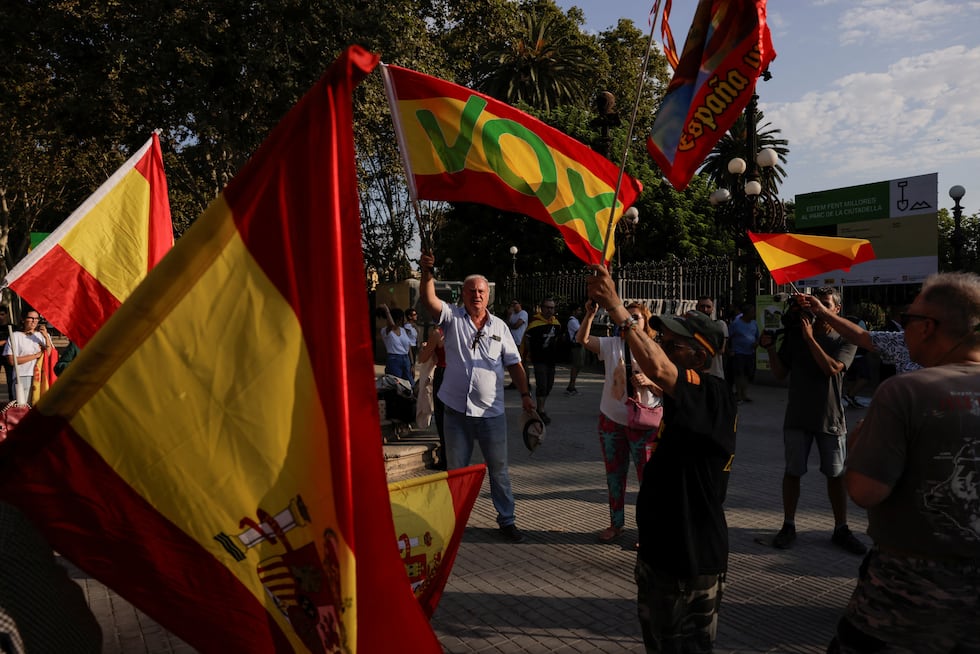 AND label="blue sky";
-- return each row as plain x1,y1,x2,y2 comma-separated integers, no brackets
554,0,980,213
